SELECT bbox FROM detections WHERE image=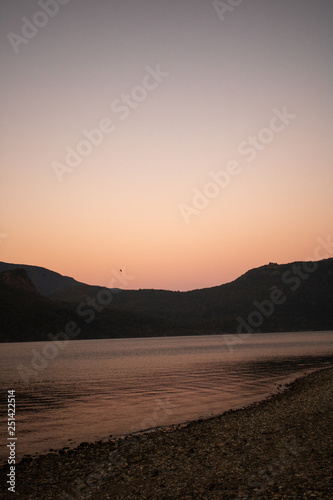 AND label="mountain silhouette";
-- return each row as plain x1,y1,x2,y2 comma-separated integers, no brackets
0,258,332,342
